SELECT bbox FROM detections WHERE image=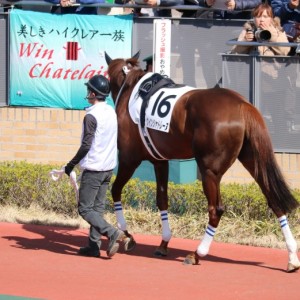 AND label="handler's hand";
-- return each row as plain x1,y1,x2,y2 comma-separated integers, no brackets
244,30,254,41
64,164,73,177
